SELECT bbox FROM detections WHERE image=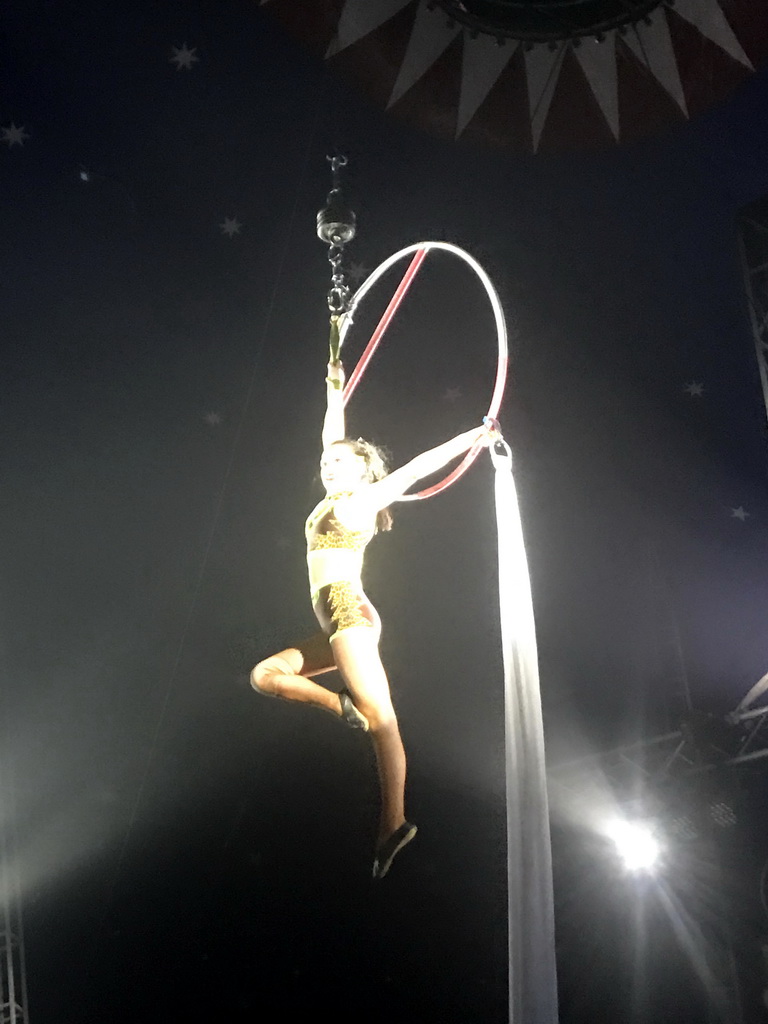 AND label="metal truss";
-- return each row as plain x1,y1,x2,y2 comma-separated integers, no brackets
549,704,768,809
738,197,768,433
0,765,29,1024
0,896,28,1024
